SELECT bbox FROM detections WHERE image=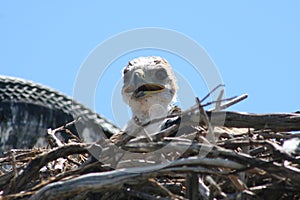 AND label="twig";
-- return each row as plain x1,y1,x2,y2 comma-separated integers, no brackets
205,176,227,198
200,84,225,103
47,128,64,147
186,172,199,200
47,118,83,148
196,97,208,126
214,89,224,111
142,94,246,131
208,93,248,111
8,150,17,192
7,143,88,194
